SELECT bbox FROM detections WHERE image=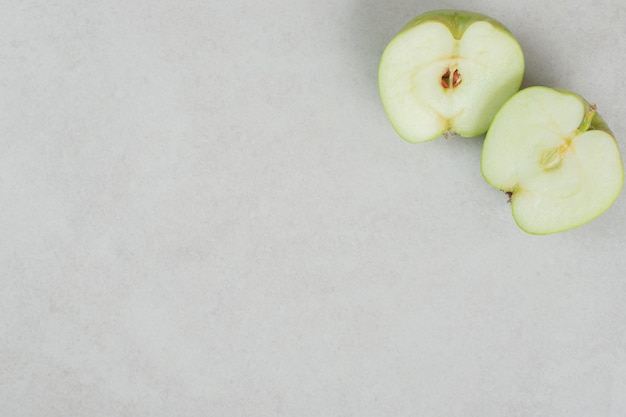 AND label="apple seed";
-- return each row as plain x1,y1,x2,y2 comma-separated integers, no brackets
441,69,451,88
452,69,462,87
441,69,462,89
